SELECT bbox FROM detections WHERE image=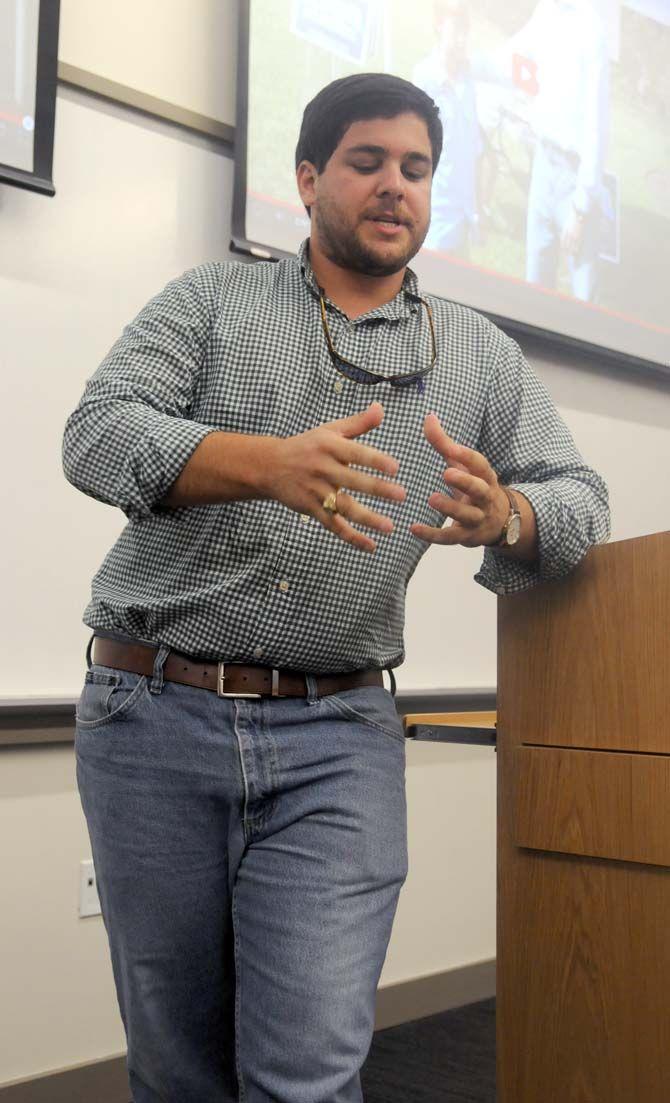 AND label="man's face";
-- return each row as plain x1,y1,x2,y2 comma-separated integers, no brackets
297,112,433,278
